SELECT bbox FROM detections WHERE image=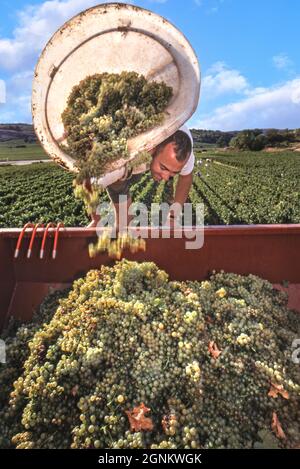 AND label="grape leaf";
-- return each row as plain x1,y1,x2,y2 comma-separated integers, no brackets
208,341,221,359
268,382,289,399
271,412,286,439
125,403,154,432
